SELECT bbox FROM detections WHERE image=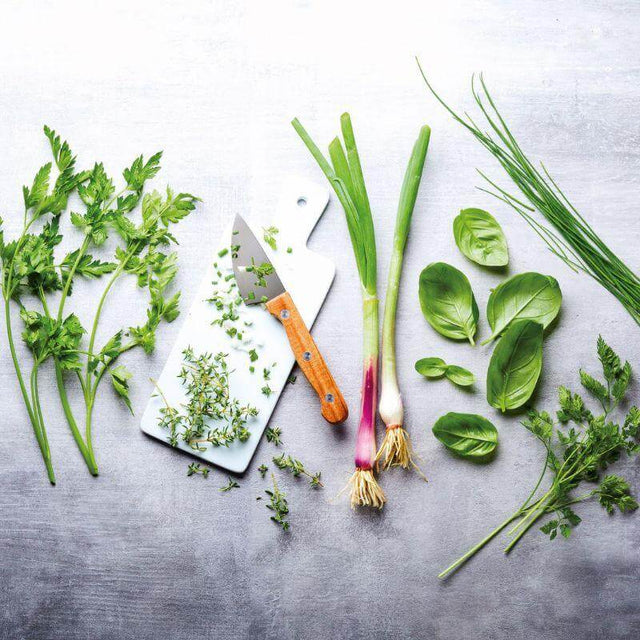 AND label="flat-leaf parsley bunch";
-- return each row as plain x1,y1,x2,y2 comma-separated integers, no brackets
0,126,198,483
